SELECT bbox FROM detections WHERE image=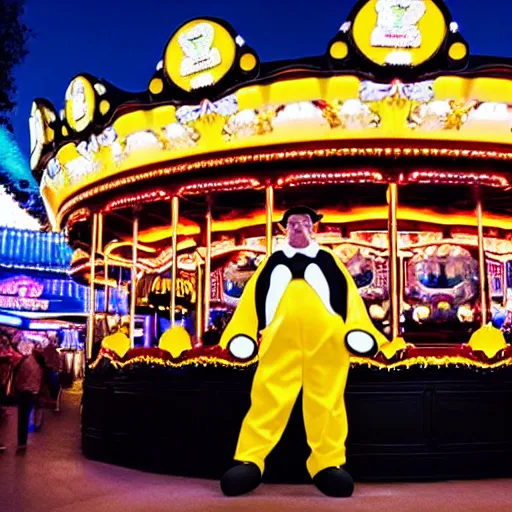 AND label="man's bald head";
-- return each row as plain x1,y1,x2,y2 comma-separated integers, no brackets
287,213,313,249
